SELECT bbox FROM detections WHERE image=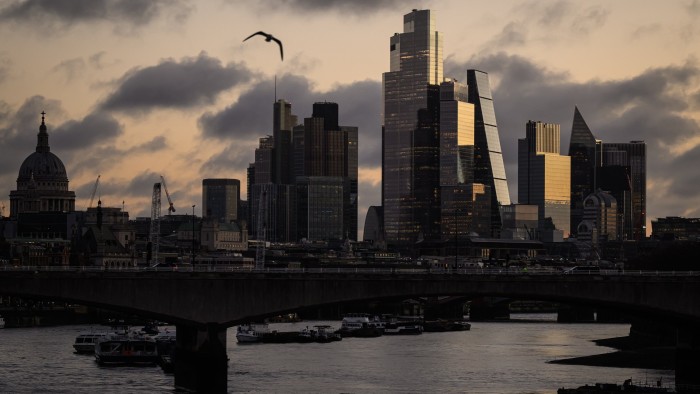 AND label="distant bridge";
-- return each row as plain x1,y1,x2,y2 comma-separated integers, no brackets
1,266,699,392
